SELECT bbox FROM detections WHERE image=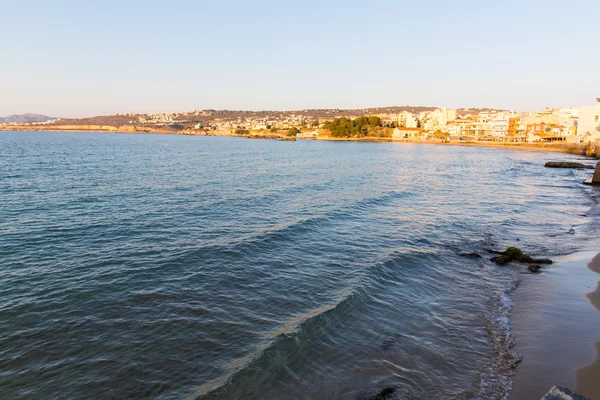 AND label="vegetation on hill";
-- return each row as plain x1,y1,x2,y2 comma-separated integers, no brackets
234,129,249,135
287,127,300,136
322,116,391,138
